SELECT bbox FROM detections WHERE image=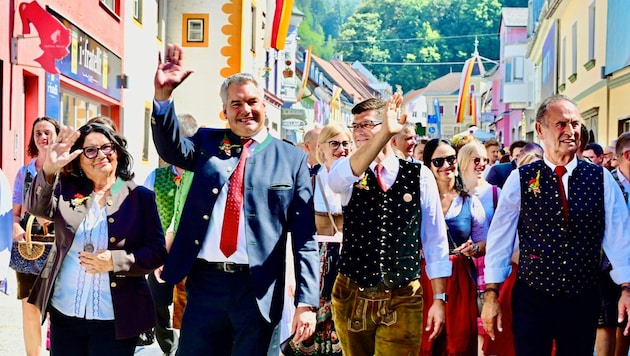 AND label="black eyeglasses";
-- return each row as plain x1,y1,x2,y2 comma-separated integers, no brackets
82,143,116,159
327,140,351,150
473,157,490,166
431,155,457,167
348,120,382,130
